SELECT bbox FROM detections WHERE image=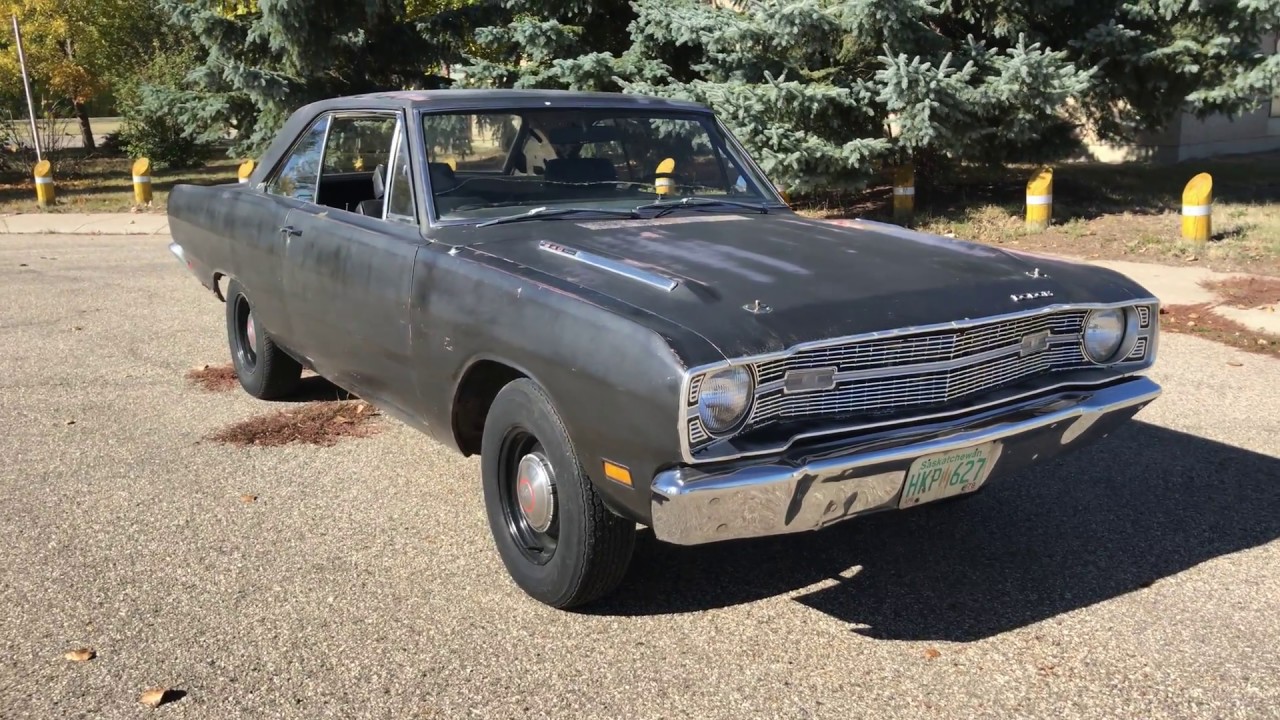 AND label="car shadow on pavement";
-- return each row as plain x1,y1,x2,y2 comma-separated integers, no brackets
589,421,1280,641
279,375,359,403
